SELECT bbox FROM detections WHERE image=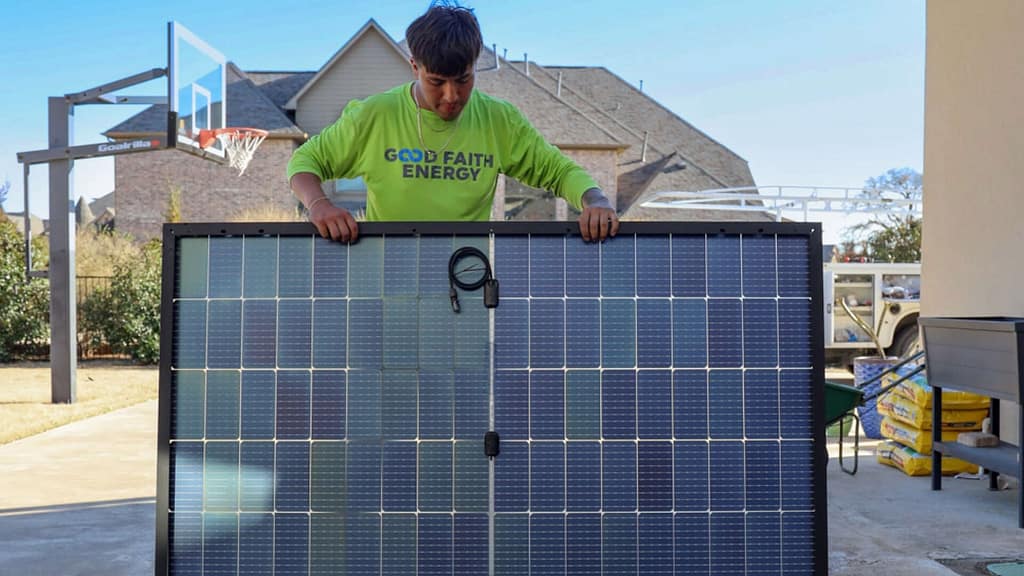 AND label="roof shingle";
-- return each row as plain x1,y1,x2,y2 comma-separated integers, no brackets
546,66,755,188
105,64,304,138
247,71,316,109
474,53,624,148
